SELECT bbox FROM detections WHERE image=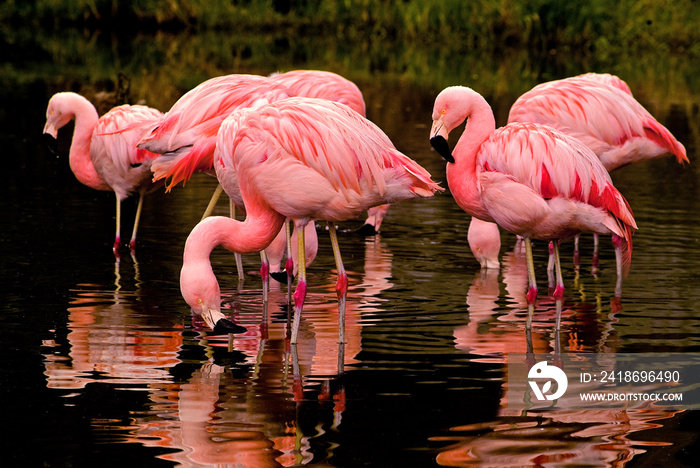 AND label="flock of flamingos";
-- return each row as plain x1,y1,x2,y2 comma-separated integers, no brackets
42,69,688,345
